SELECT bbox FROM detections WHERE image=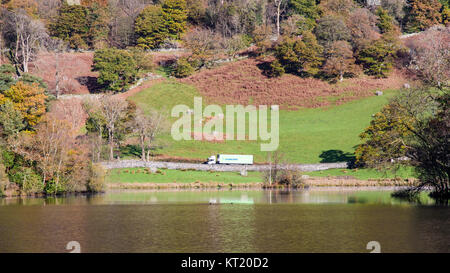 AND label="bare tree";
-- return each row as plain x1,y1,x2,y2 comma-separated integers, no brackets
108,0,149,48
183,27,219,56
408,26,450,88
273,0,287,38
35,0,61,22
37,37,68,98
100,94,128,161
4,9,48,74
12,114,74,187
133,108,168,161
